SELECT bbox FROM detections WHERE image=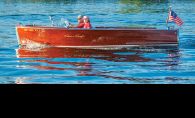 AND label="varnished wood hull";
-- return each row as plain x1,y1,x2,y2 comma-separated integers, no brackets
15,25,179,48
